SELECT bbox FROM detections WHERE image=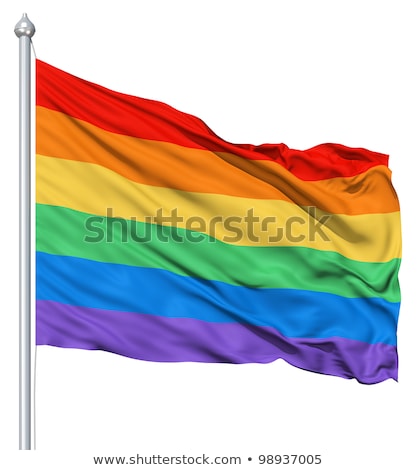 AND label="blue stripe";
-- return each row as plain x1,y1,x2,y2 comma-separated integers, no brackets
36,252,399,345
